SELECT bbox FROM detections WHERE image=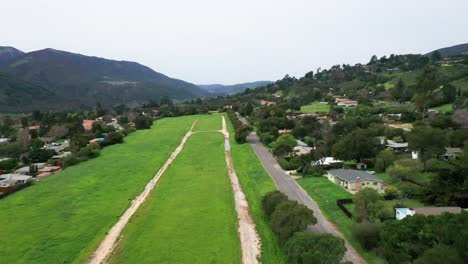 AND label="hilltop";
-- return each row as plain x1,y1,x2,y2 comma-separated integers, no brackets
0,47,208,112
426,42,468,57
198,81,272,95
